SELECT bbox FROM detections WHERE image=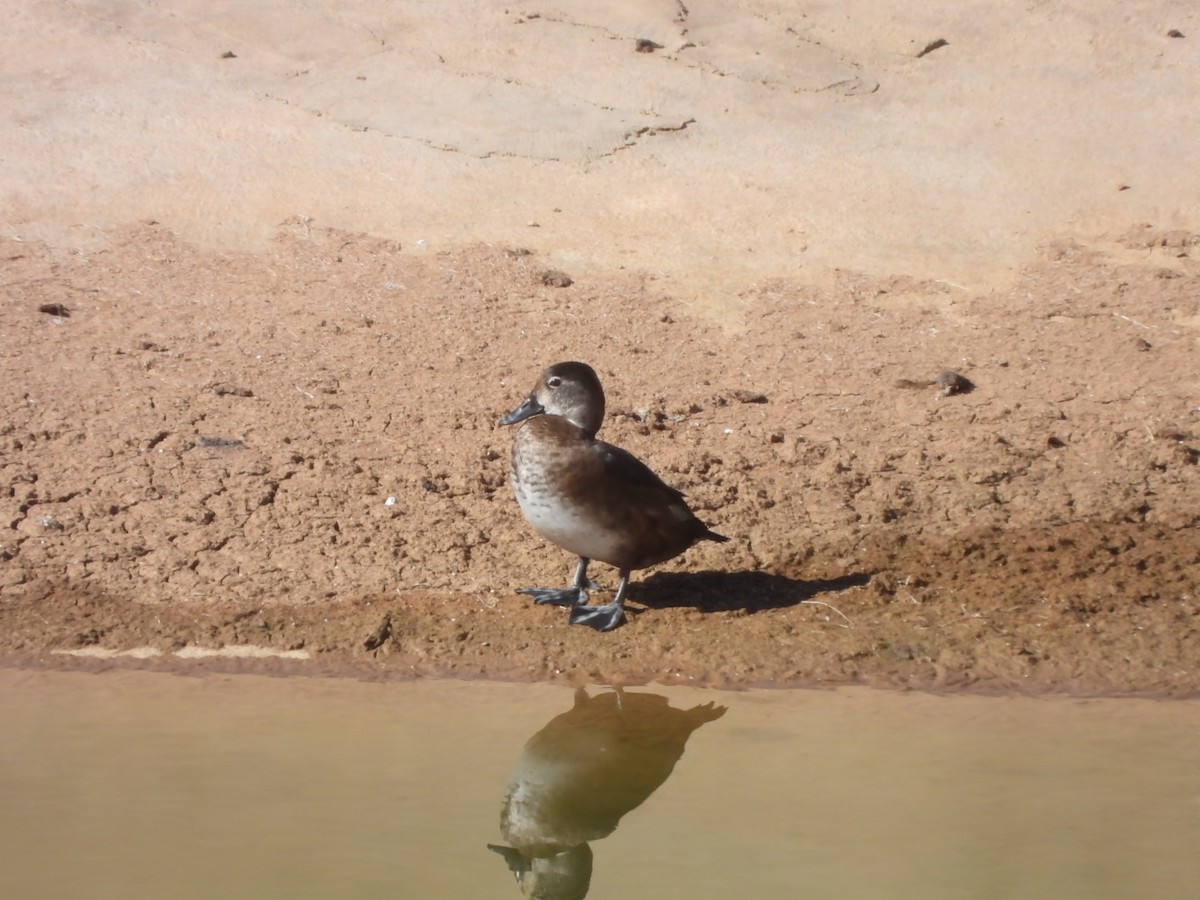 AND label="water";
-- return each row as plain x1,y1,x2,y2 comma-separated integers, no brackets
0,669,1195,899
